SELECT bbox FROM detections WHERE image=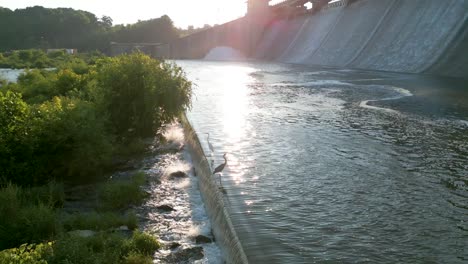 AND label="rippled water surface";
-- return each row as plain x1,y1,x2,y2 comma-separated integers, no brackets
178,61,468,263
